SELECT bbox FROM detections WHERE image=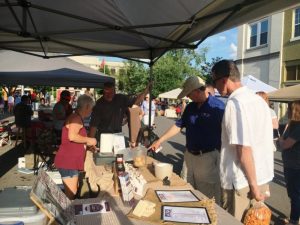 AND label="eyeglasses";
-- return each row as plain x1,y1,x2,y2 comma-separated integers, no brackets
212,76,227,86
